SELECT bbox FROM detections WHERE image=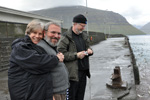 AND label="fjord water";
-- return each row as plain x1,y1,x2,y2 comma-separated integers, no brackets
129,35,150,100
